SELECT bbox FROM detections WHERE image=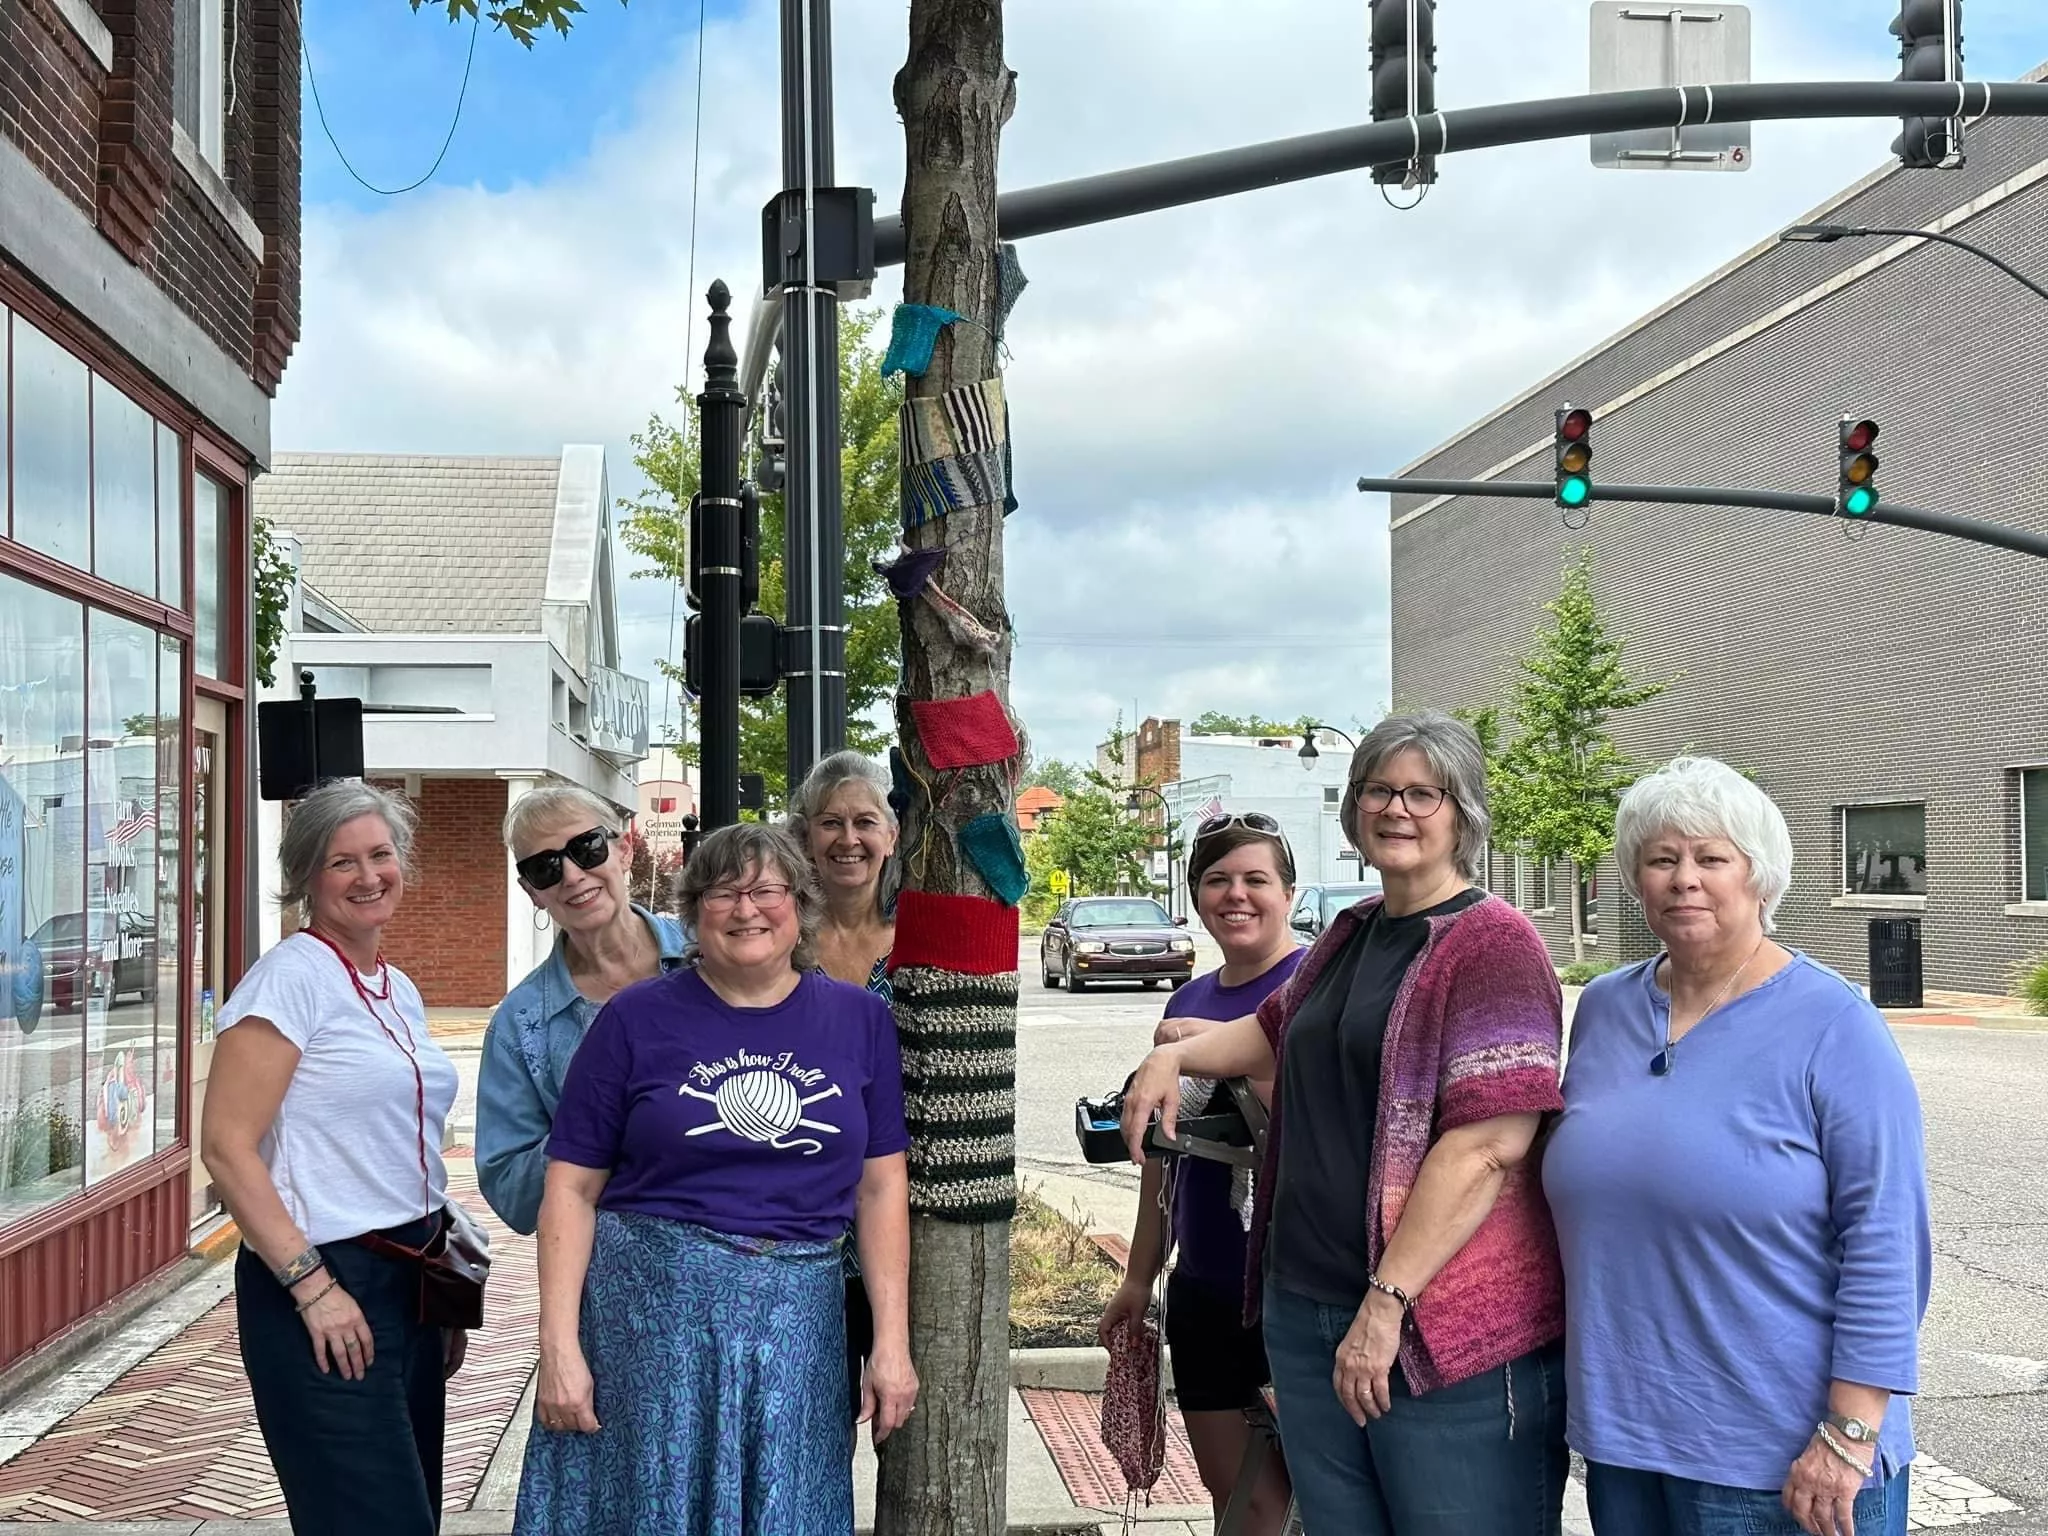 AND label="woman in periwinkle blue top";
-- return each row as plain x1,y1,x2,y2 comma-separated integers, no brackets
1544,757,1931,1536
